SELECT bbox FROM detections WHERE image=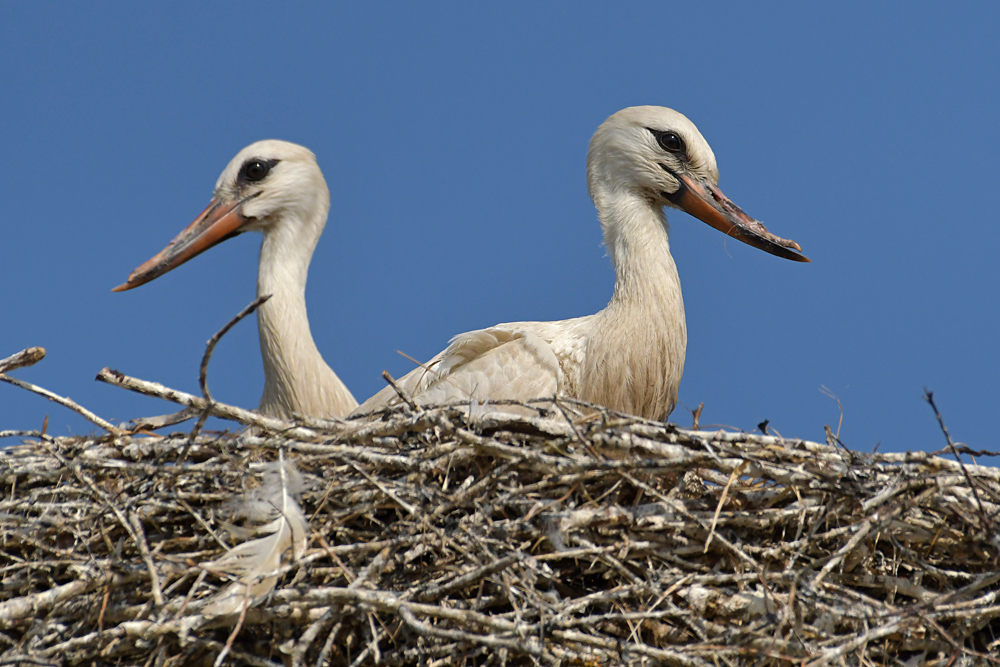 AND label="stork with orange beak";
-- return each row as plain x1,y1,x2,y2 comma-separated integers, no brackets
114,140,357,420
353,106,808,419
